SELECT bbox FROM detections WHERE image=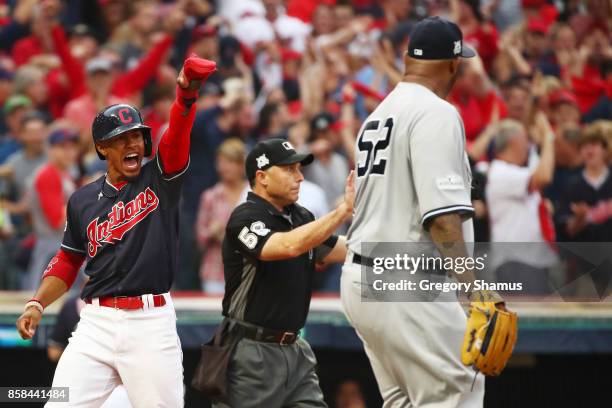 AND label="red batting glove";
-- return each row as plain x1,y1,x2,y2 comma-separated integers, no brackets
177,54,217,99
184,54,217,85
